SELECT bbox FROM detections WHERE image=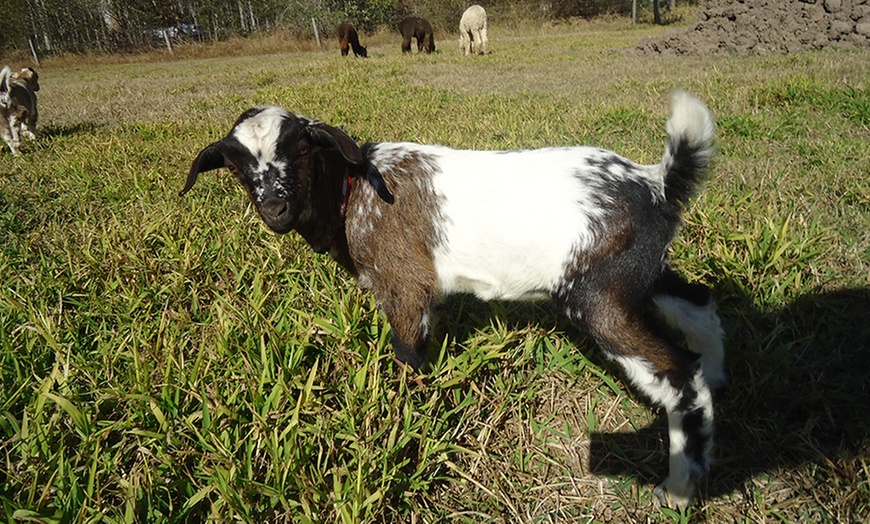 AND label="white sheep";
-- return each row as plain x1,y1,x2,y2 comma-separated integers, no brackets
181,90,724,510
459,5,489,55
